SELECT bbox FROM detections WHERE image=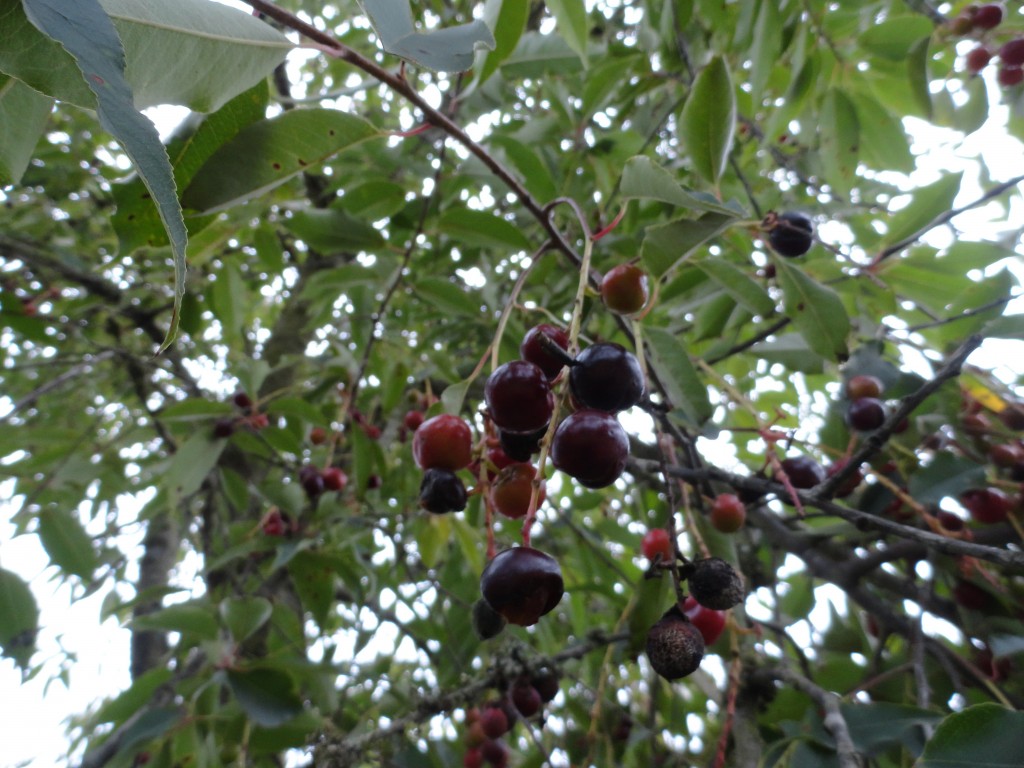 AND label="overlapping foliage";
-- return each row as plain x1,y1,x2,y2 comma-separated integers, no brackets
2,0,1024,766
